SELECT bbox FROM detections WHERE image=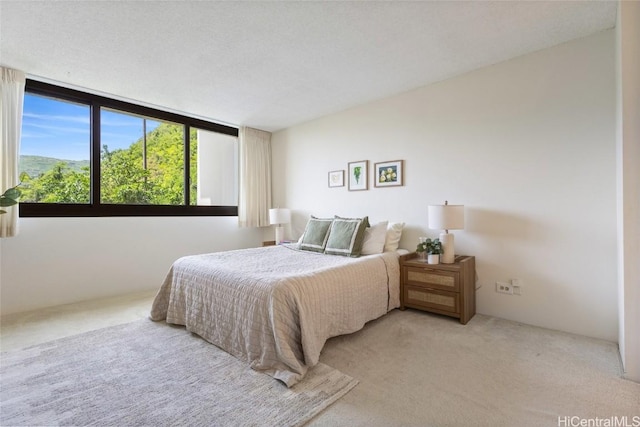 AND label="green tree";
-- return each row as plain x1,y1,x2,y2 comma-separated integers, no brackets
100,144,153,204
20,163,89,203
100,122,196,205
22,121,198,205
